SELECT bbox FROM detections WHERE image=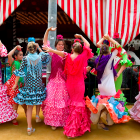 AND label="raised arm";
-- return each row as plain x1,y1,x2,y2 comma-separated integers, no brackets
104,34,120,47
75,34,90,47
43,27,57,46
36,43,42,52
8,45,22,66
97,37,105,48
42,46,65,58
